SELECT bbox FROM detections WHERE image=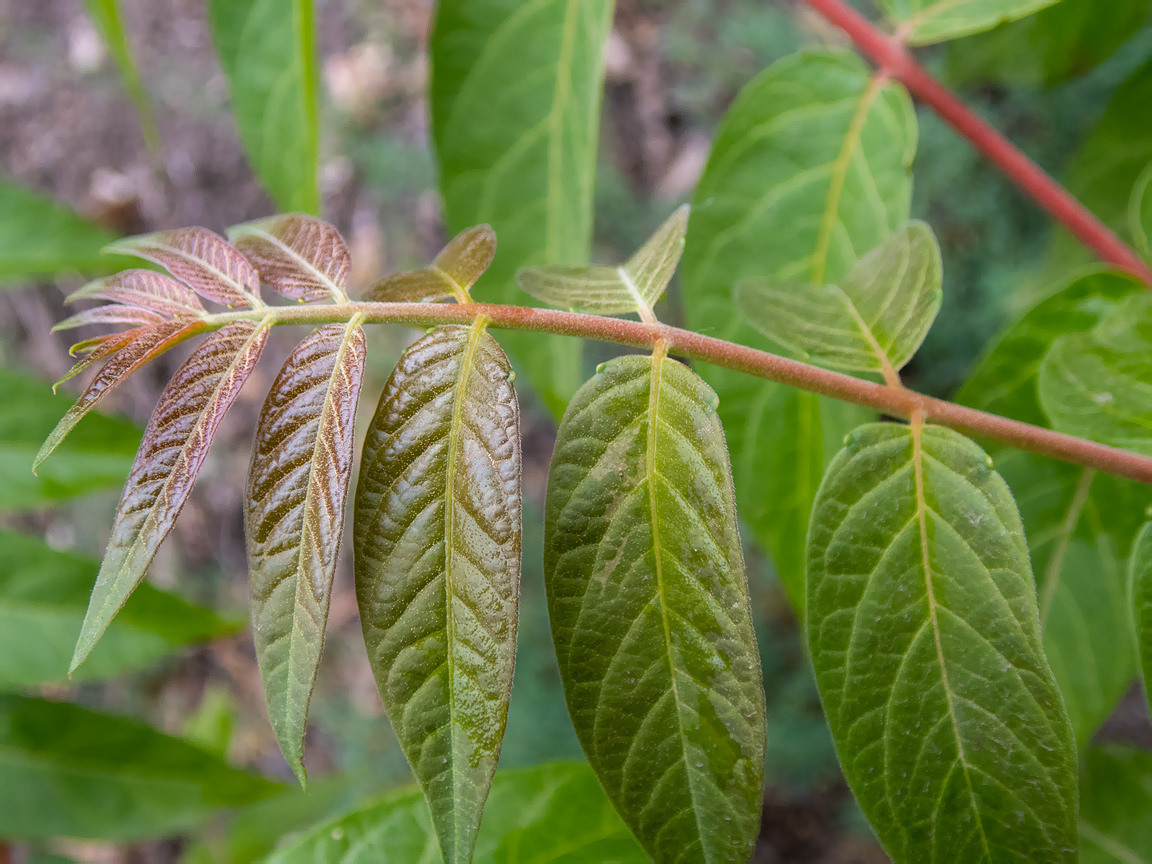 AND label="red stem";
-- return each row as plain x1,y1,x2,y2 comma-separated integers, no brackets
805,0,1152,286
